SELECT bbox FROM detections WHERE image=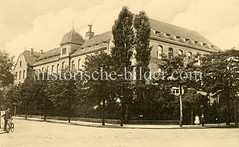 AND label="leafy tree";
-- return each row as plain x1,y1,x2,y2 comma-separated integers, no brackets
18,77,38,119
133,11,152,120
112,6,134,126
0,50,14,88
153,54,201,126
201,49,239,125
34,72,54,121
46,70,79,123
83,51,117,125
